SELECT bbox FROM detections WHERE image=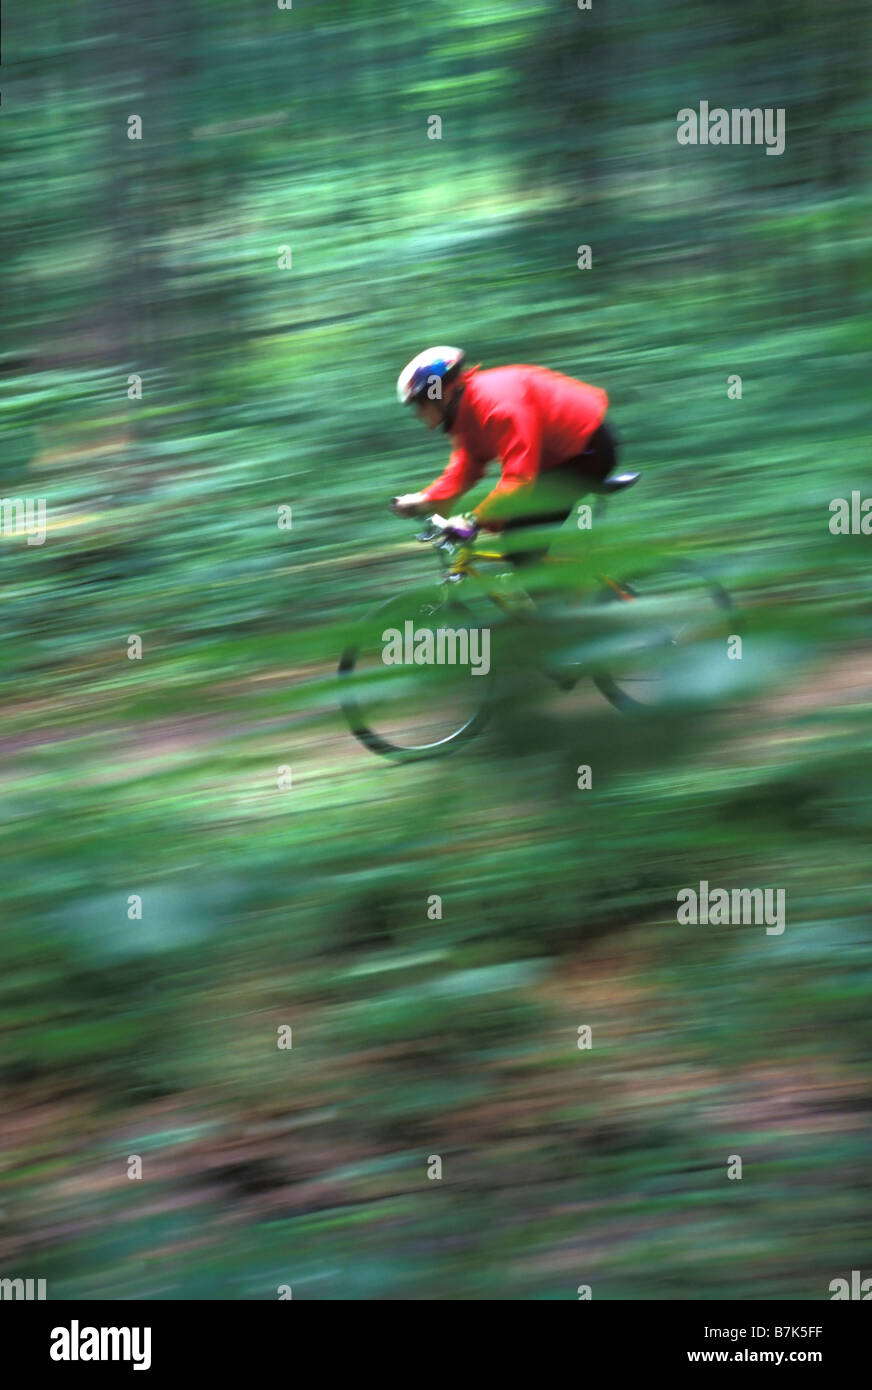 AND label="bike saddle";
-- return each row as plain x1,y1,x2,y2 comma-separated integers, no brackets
593,471,641,494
